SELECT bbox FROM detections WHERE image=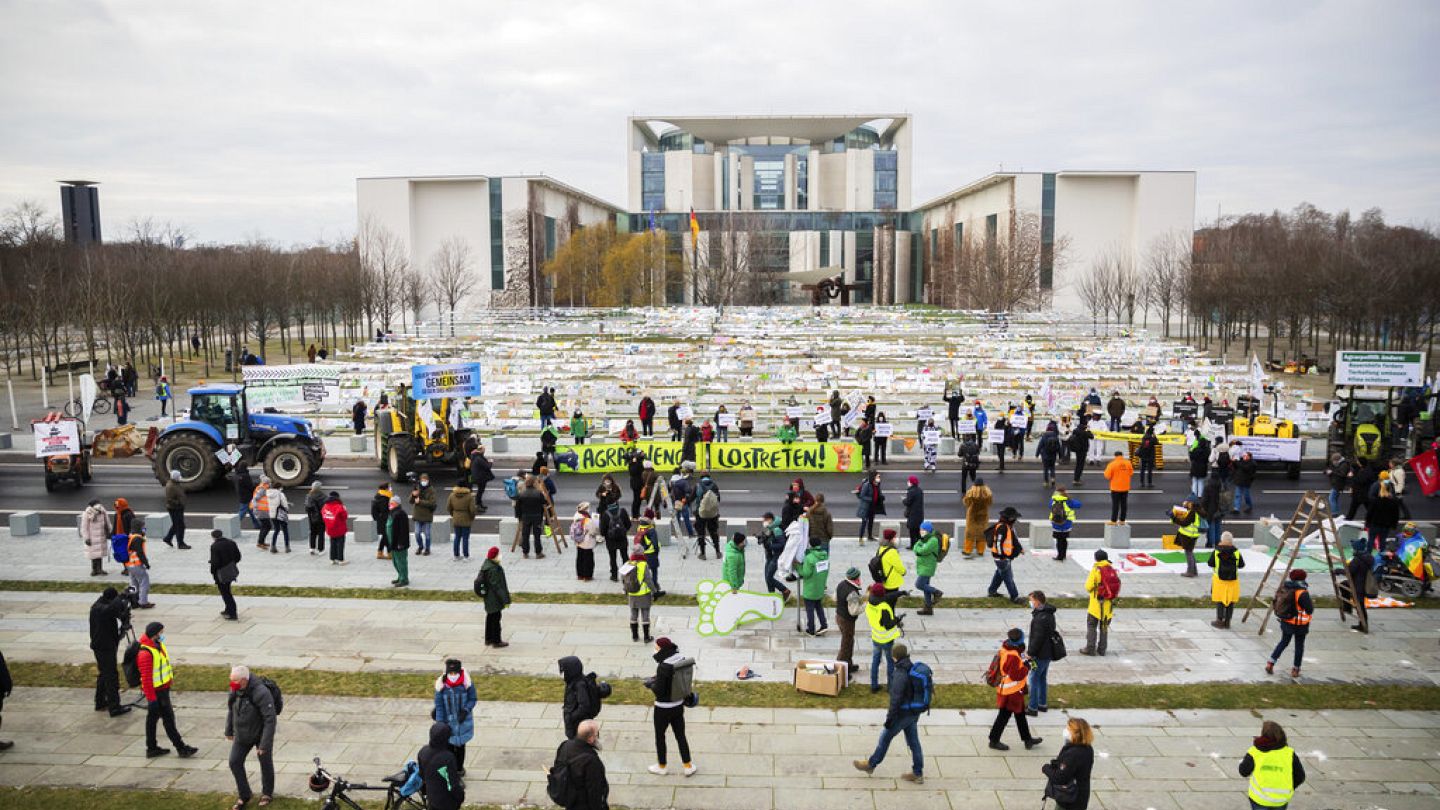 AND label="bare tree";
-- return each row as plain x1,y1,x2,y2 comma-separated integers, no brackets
357,215,407,333
1144,232,1190,337
429,237,476,333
